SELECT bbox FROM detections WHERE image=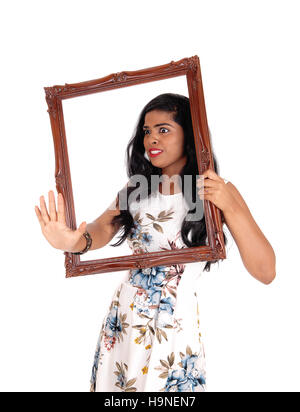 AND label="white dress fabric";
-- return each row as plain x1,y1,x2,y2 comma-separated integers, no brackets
90,190,207,392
